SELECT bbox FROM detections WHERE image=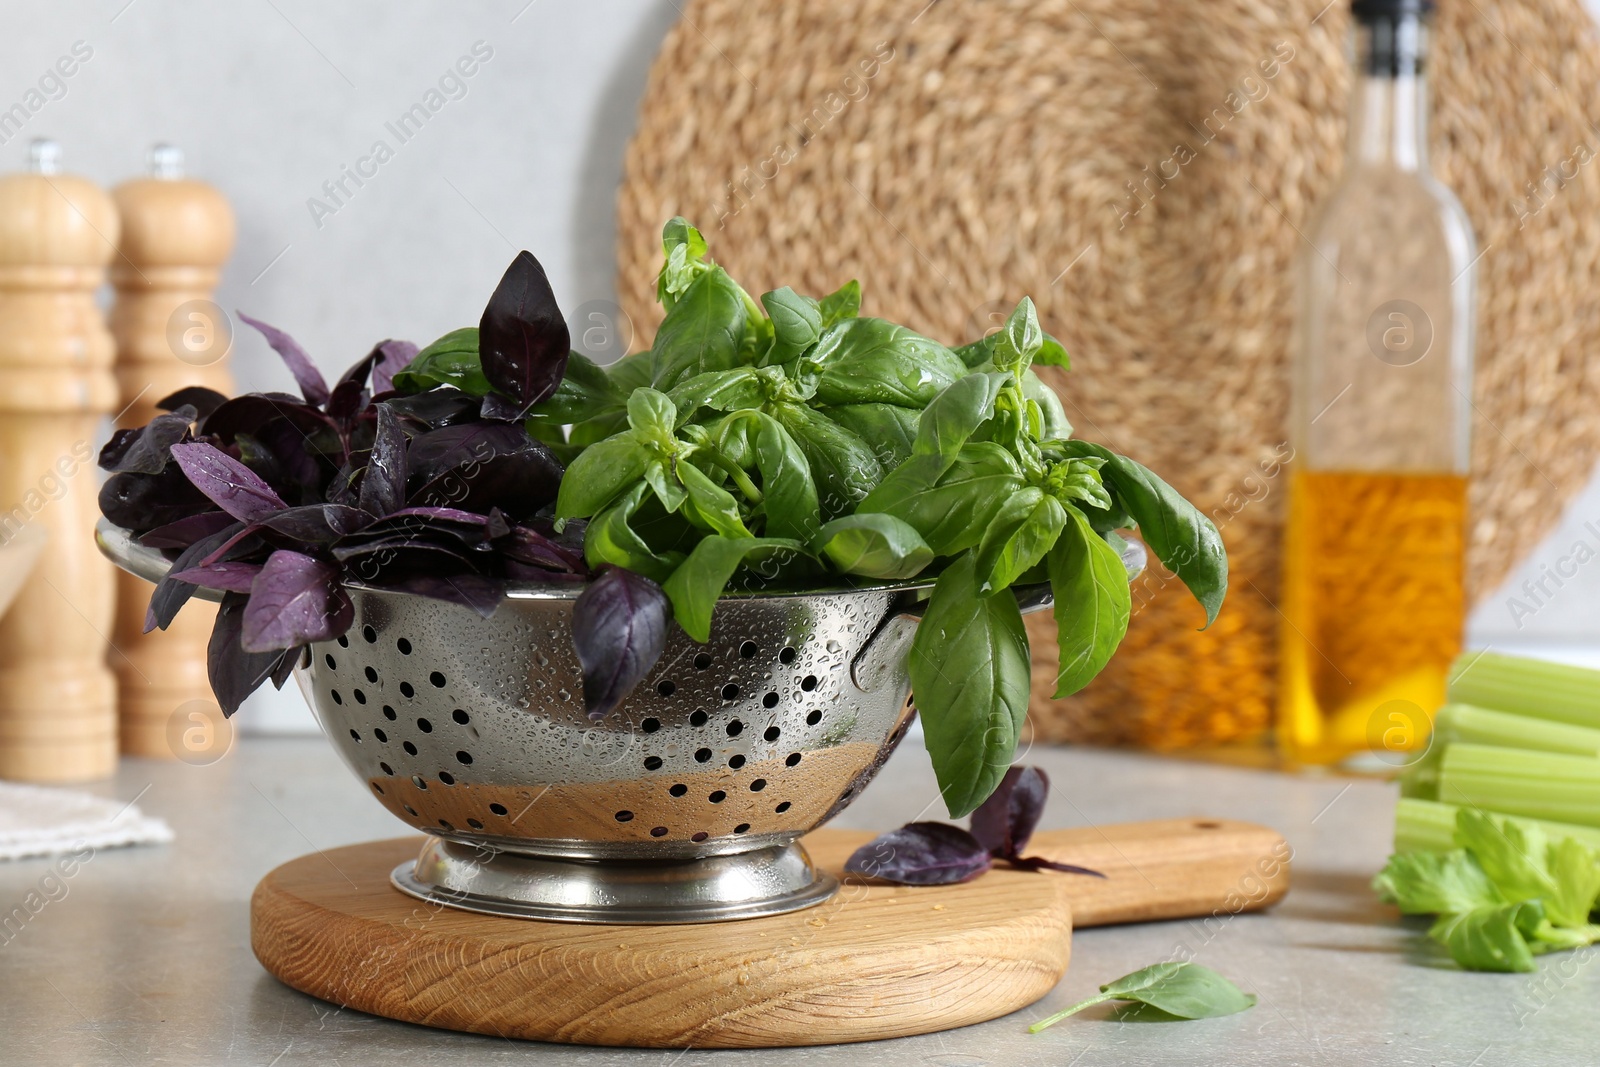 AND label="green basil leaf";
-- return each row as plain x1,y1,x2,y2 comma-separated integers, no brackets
555,434,652,518
974,489,1068,596
606,349,656,393
1048,506,1132,696
642,458,689,514
817,279,861,328
908,554,1031,817
802,318,966,407
650,266,748,391
662,535,807,641
667,368,765,426
771,403,884,520
761,287,822,363
1021,368,1072,440
1429,901,1544,973
585,483,683,583
867,442,1023,556
913,371,1010,463
626,388,678,440
392,327,488,395
814,512,934,579
1029,962,1257,1032
953,331,1070,371
825,403,921,470
656,216,710,311
1055,440,1226,626
991,297,1042,373
749,414,819,542
526,351,624,426
678,459,751,539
